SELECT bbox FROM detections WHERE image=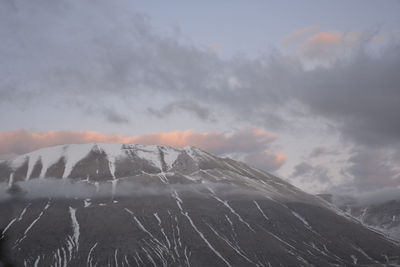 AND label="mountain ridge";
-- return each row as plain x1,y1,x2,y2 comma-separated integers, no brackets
1,143,400,266
319,193,400,242
1,143,313,204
